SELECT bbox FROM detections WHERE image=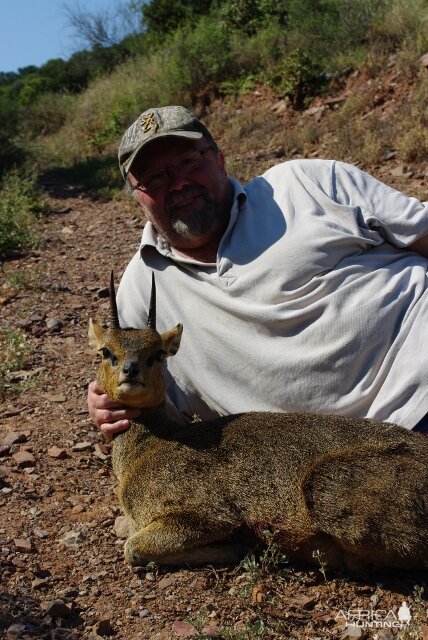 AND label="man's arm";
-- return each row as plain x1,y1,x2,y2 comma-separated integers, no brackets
333,162,428,249
408,234,428,259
